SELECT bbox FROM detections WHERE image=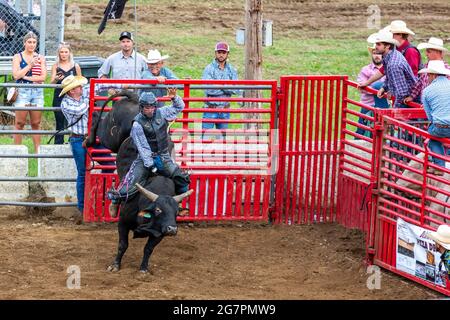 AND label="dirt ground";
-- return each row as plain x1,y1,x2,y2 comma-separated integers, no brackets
0,207,441,300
